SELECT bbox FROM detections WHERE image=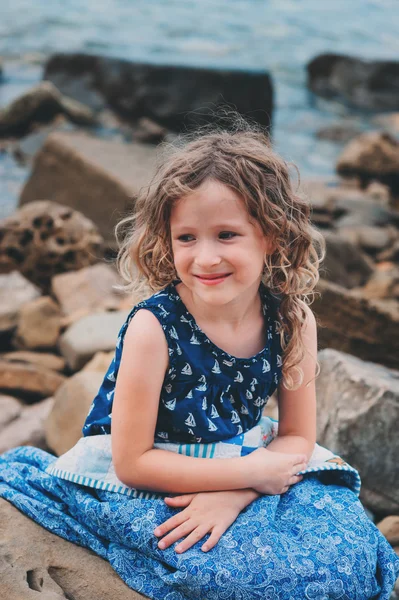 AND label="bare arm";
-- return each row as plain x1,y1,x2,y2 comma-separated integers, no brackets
267,304,317,460
111,309,254,494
